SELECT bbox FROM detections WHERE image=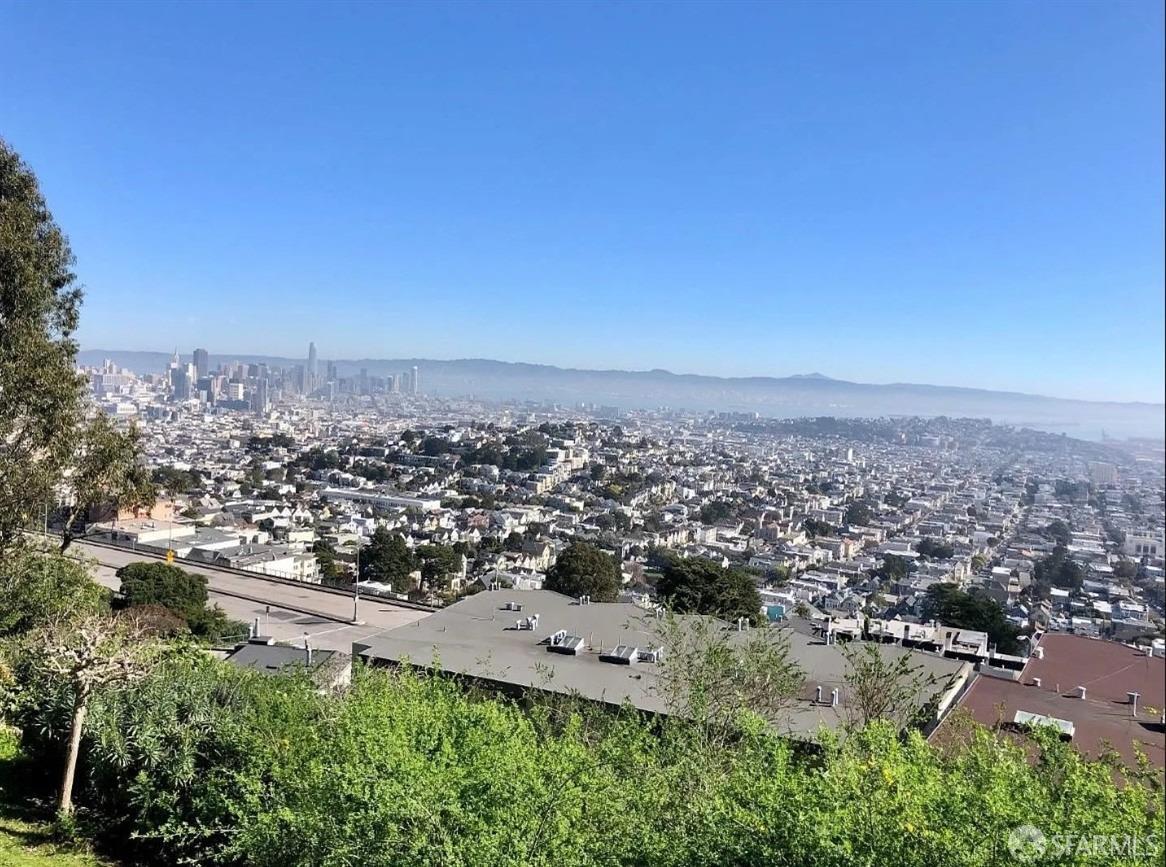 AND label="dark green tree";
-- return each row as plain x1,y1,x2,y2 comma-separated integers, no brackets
0,139,85,554
923,584,1022,654
872,553,914,583
360,527,416,590
1042,519,1071,547
655,555,762,625
116,561,240,641
915,538,954,560
416,544,460,591
544,542,621,602
699,501,735,525
844,501,872,526
802,518,836,538
314,538,348,586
